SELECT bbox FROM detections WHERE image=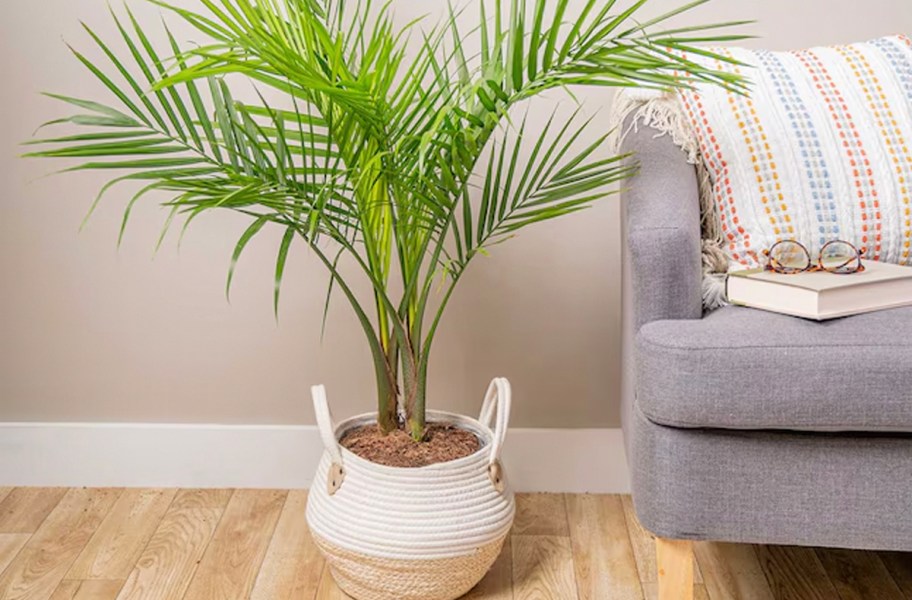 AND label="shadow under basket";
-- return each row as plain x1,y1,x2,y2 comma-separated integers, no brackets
305,378,516,600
